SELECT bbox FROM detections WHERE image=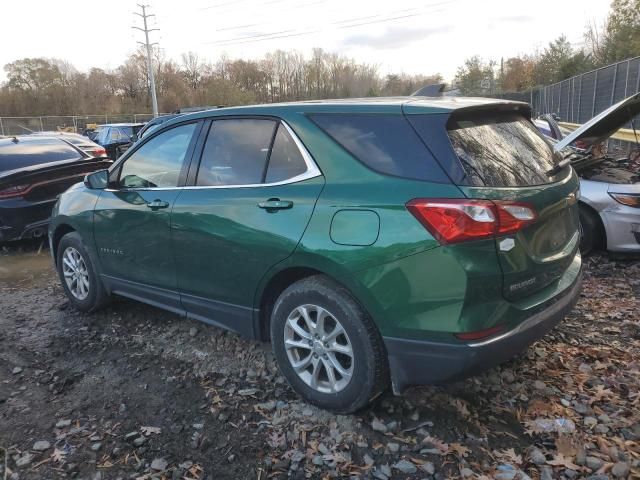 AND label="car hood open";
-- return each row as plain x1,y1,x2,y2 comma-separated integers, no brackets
554,92,640,152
